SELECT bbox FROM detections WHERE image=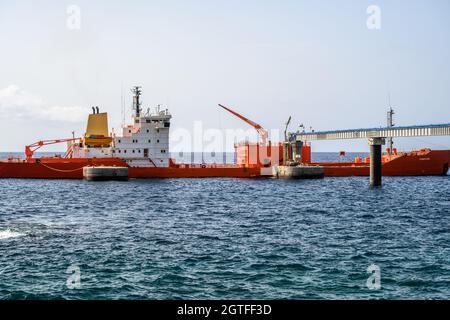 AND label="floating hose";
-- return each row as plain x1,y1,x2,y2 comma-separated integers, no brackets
38,162,84,173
